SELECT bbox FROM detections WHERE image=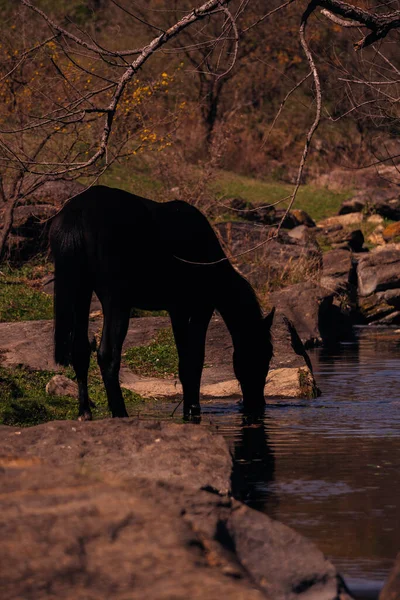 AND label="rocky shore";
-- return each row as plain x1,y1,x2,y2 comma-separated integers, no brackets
0,418,351,600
